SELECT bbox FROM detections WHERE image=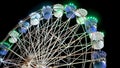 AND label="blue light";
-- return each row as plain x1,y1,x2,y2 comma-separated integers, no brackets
98,50,107,58
23,22,30,28
85,17,98,26
64,4,76,19
86,26,97,33
0,49,8,56
93,61,106,68
18,27,27,34
42,6,52,20
65,4,76,12
66,11,75,19
85,17,98,28
91,50,107,60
